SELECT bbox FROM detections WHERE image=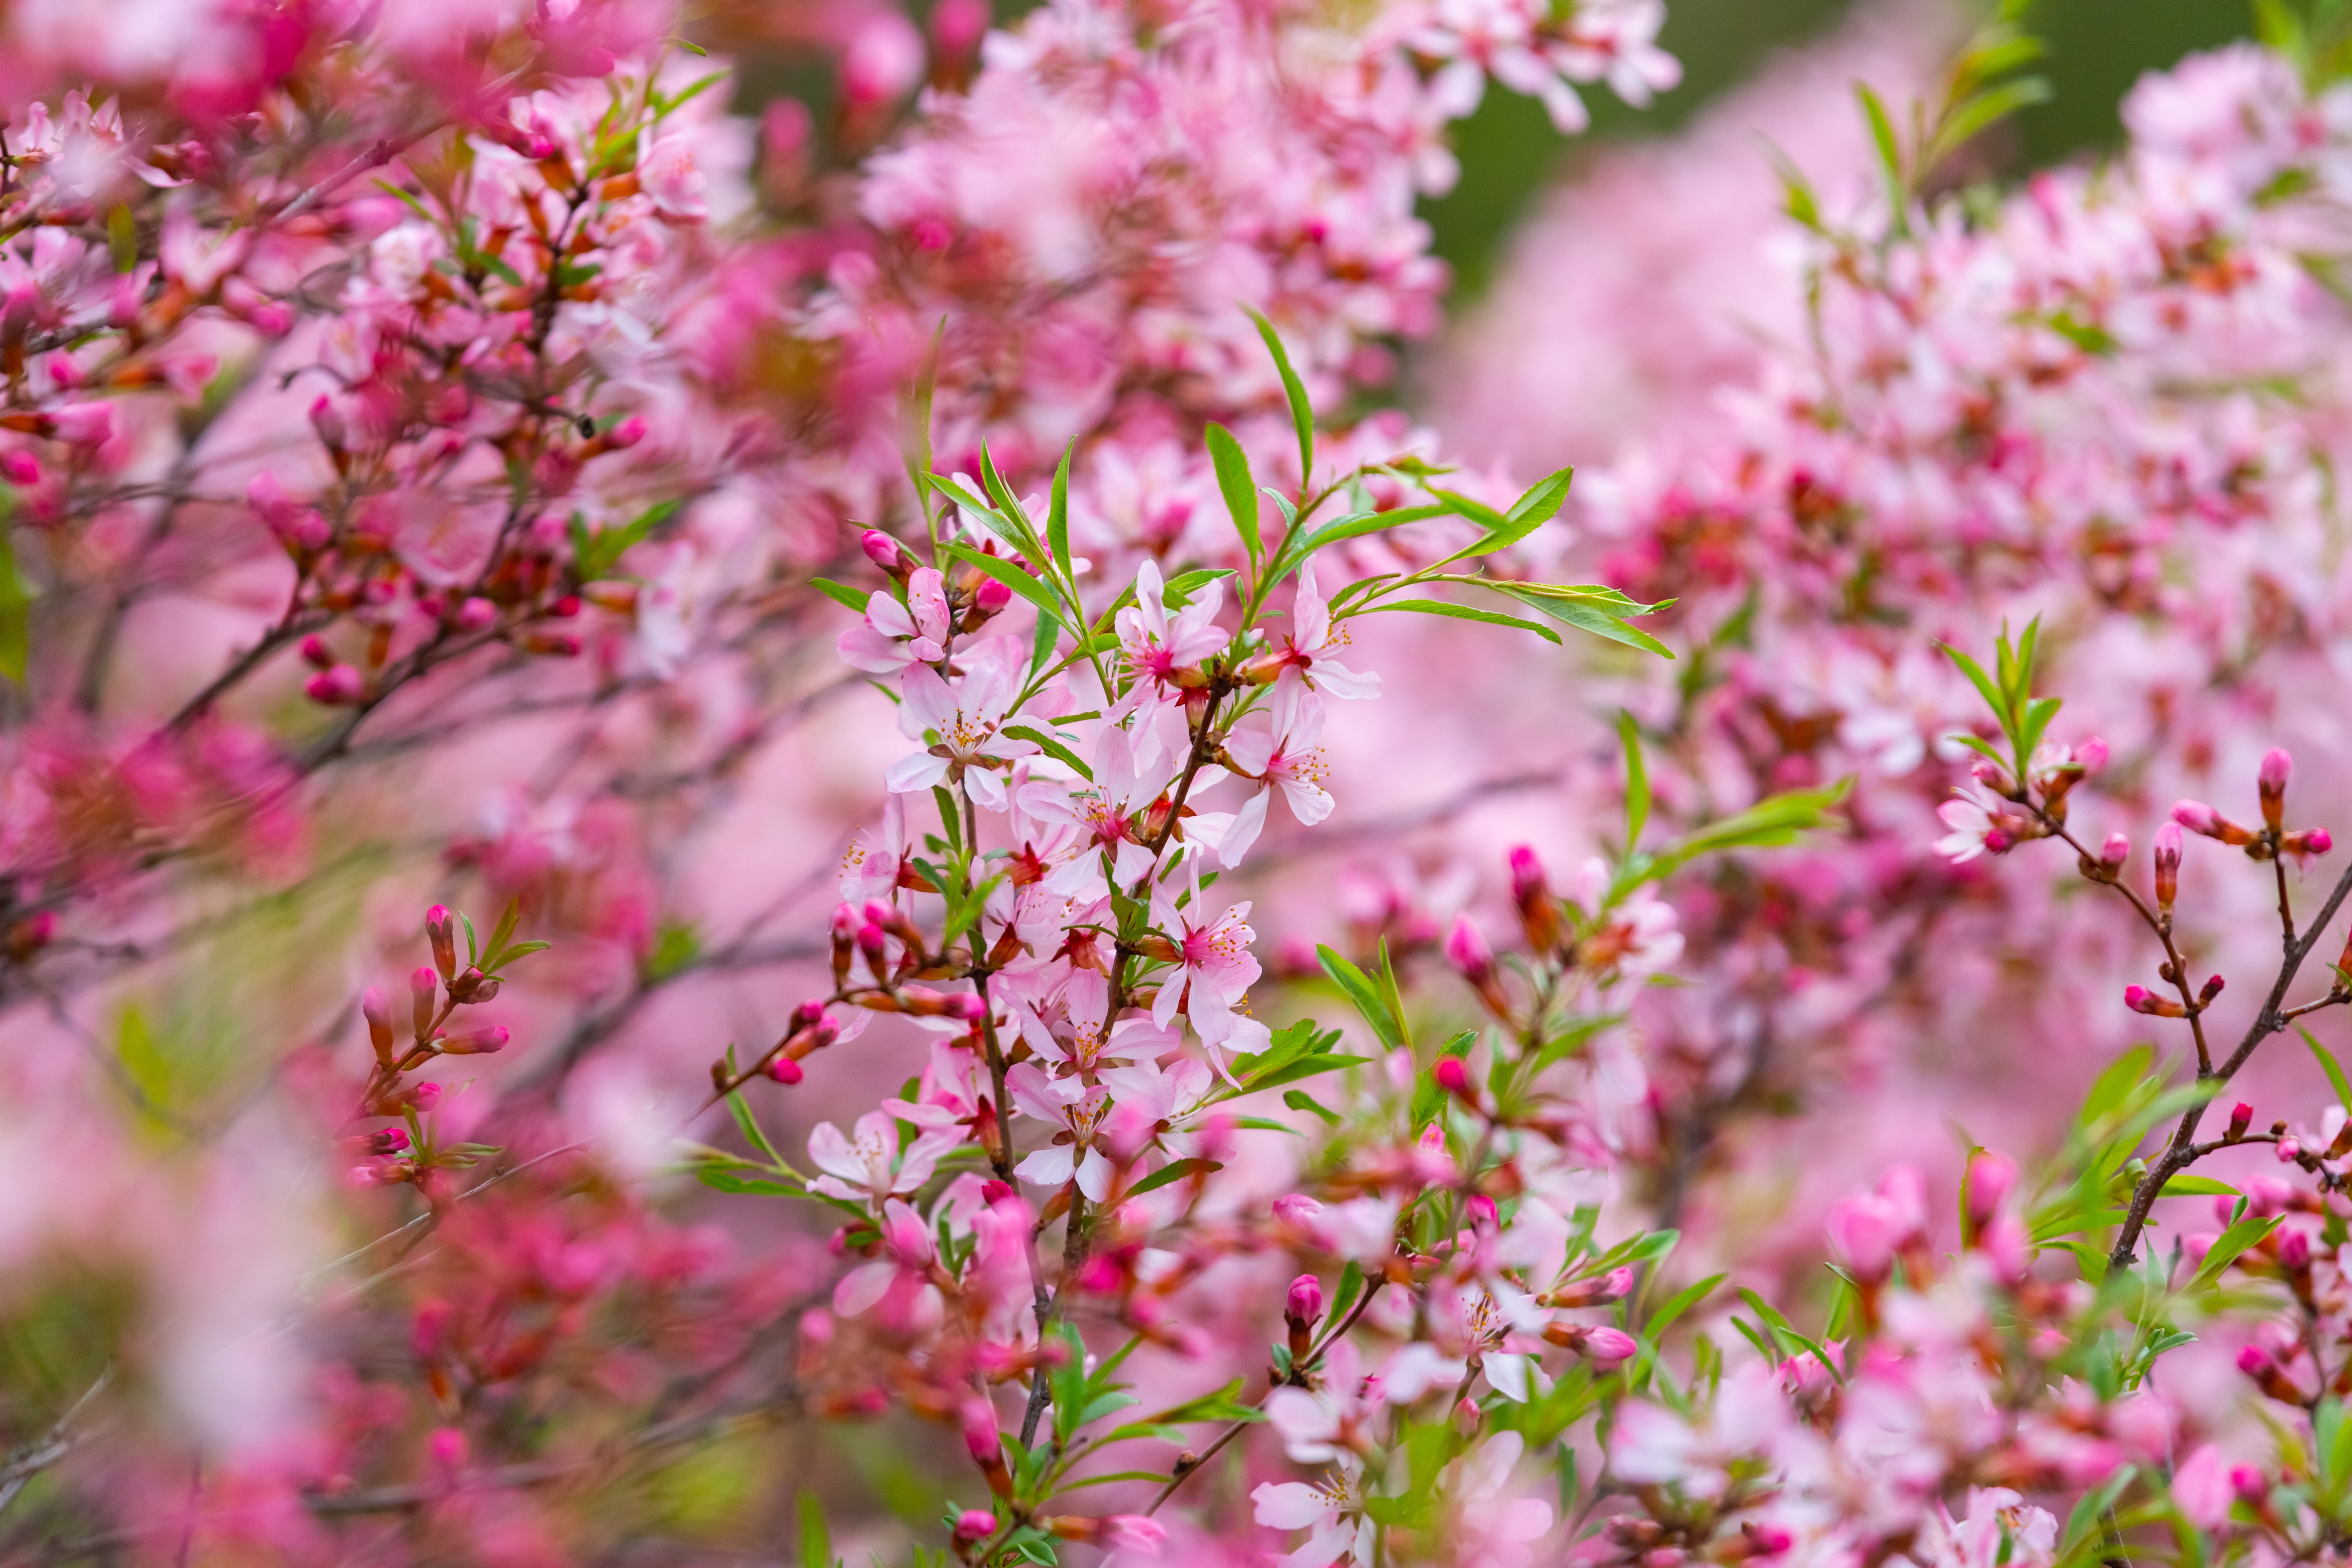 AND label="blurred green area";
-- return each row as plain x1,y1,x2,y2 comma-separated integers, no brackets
1424,0,2254,298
